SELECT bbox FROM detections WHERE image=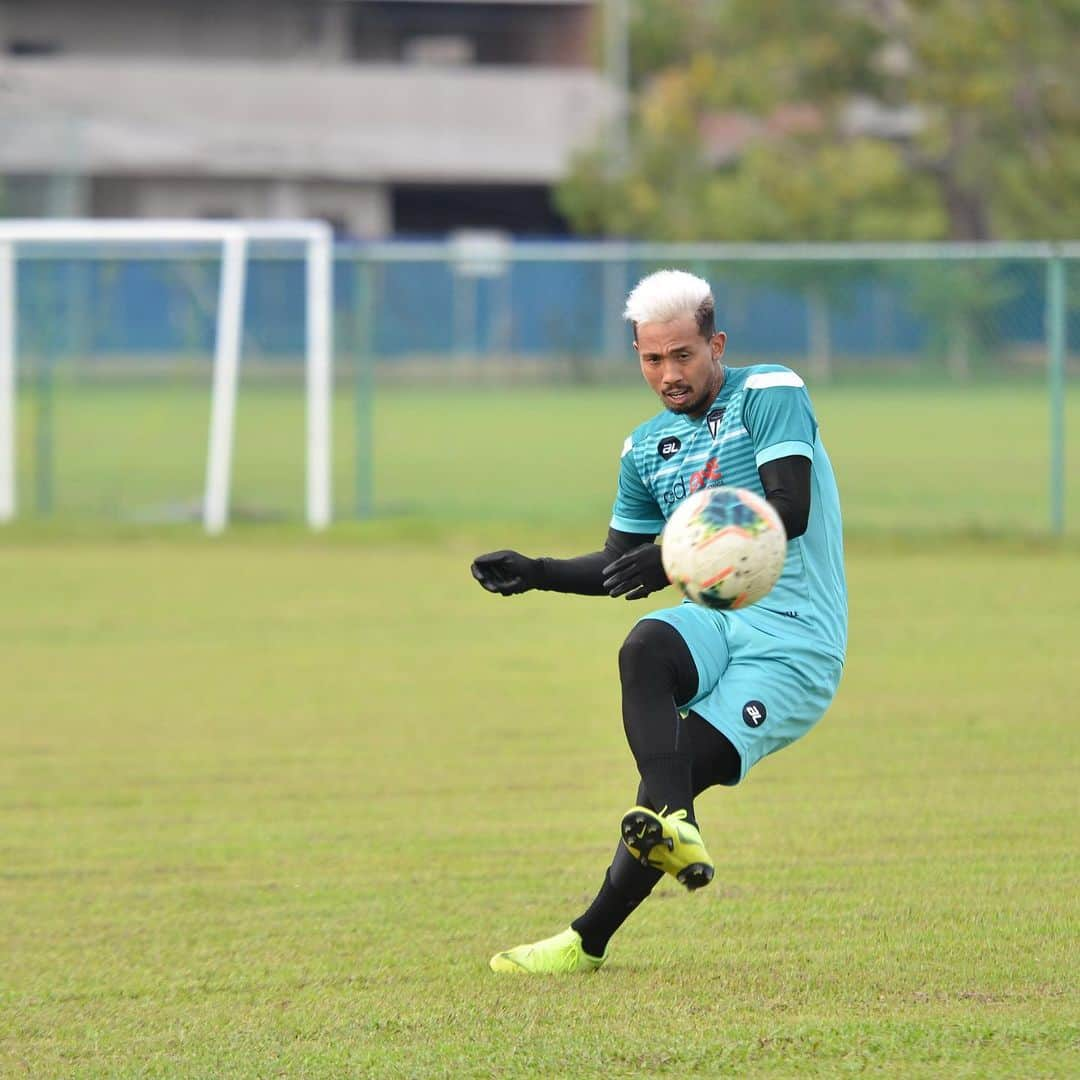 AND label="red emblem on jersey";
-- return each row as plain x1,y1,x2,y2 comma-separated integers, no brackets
689,457,722,493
